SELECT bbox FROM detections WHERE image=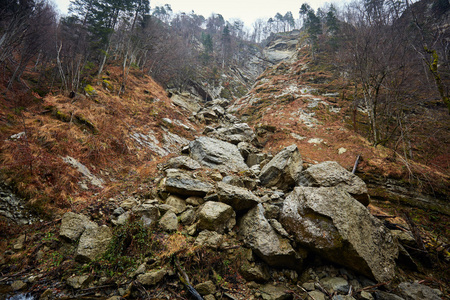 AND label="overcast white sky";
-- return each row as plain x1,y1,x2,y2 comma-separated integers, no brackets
53,0,347,26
